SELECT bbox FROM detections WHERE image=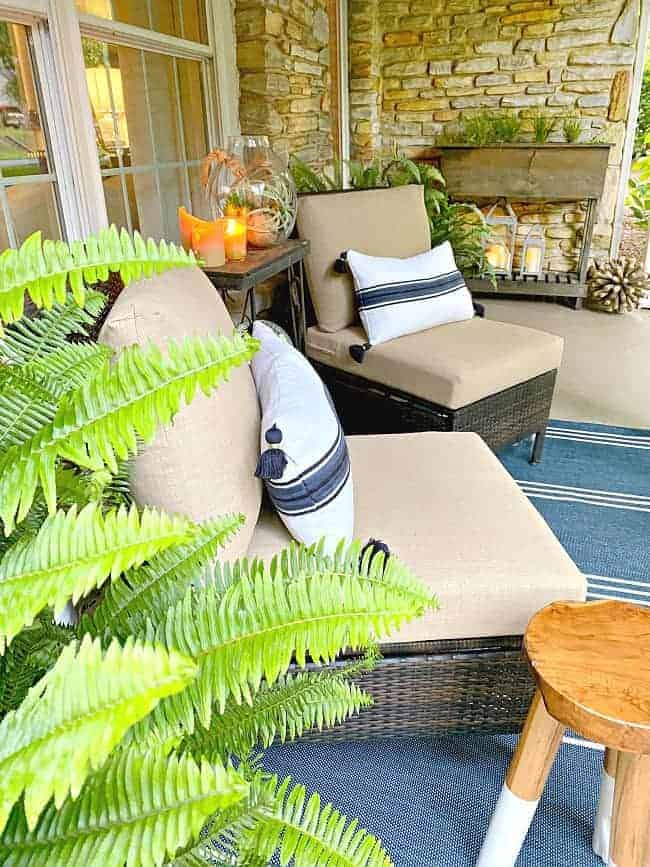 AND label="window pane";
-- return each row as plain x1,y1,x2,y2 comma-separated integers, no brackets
188,165,210,220
8,182,61,244
76,0,208,44
177,58,207,162
0,21,61,247
85,35,213,242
